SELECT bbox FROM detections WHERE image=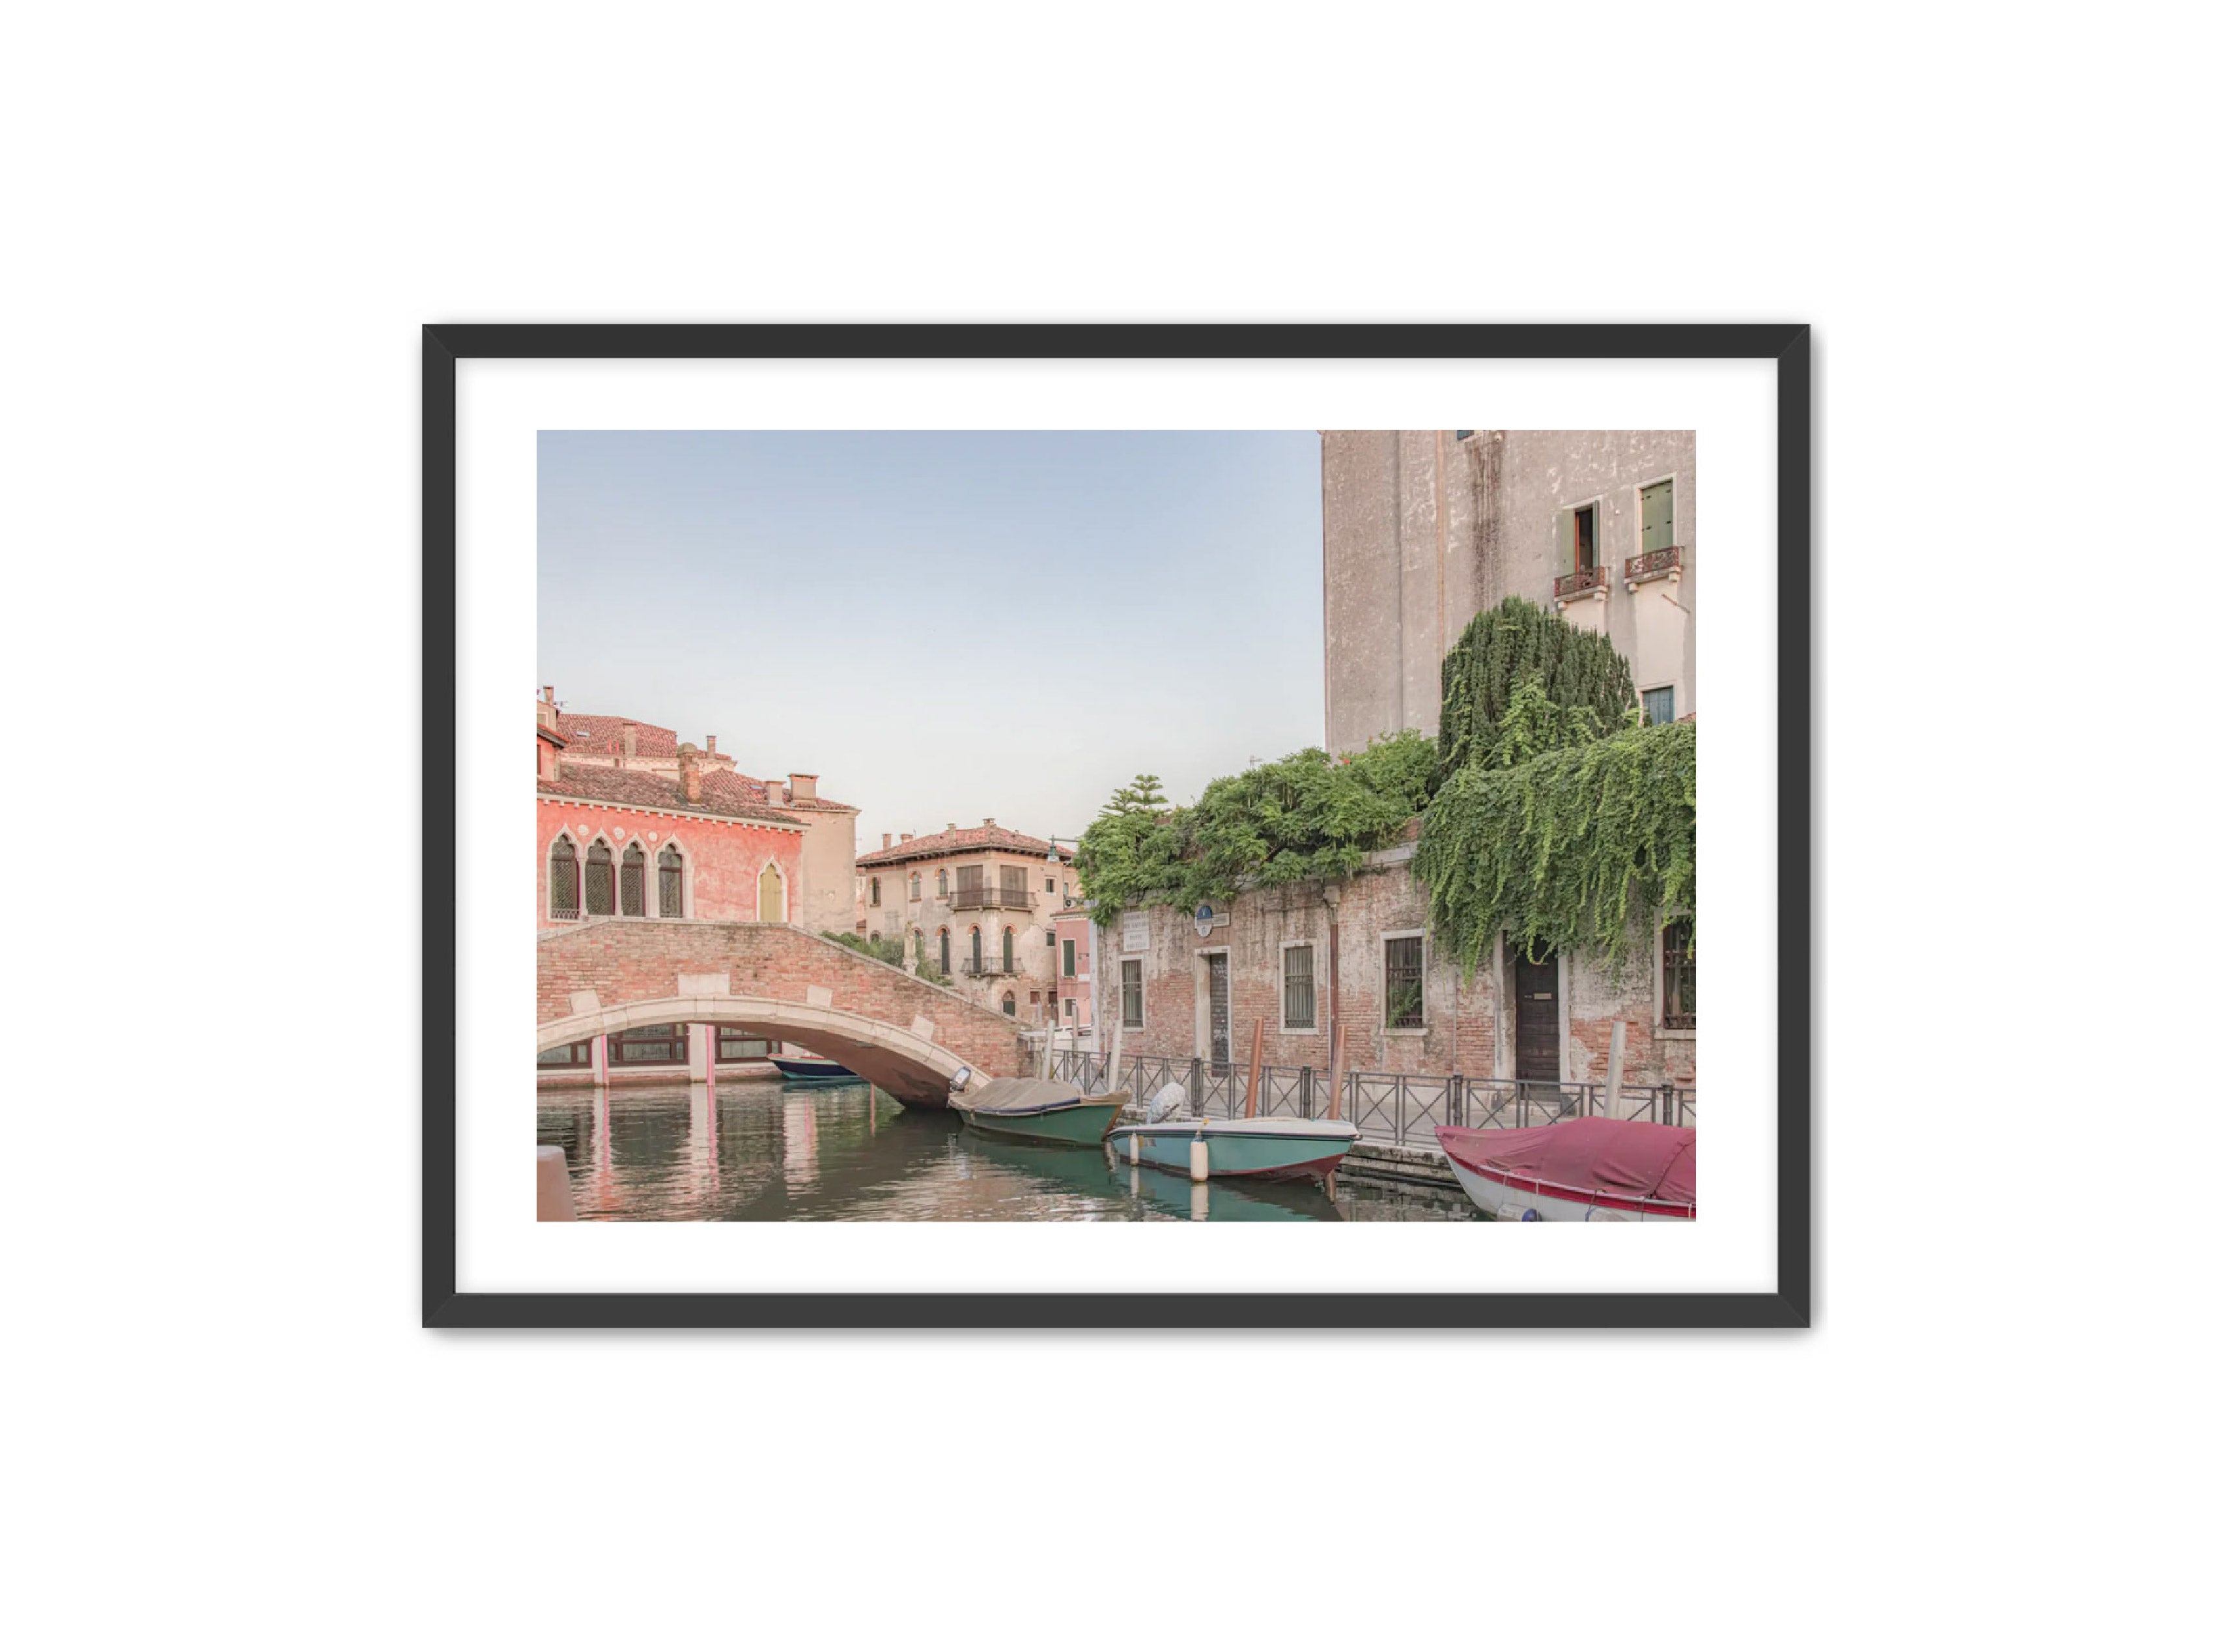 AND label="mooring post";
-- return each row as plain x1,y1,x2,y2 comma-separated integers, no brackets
1243,1017,1265,1119
1602,1019,1628,1119
1327,1024,1346,1123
